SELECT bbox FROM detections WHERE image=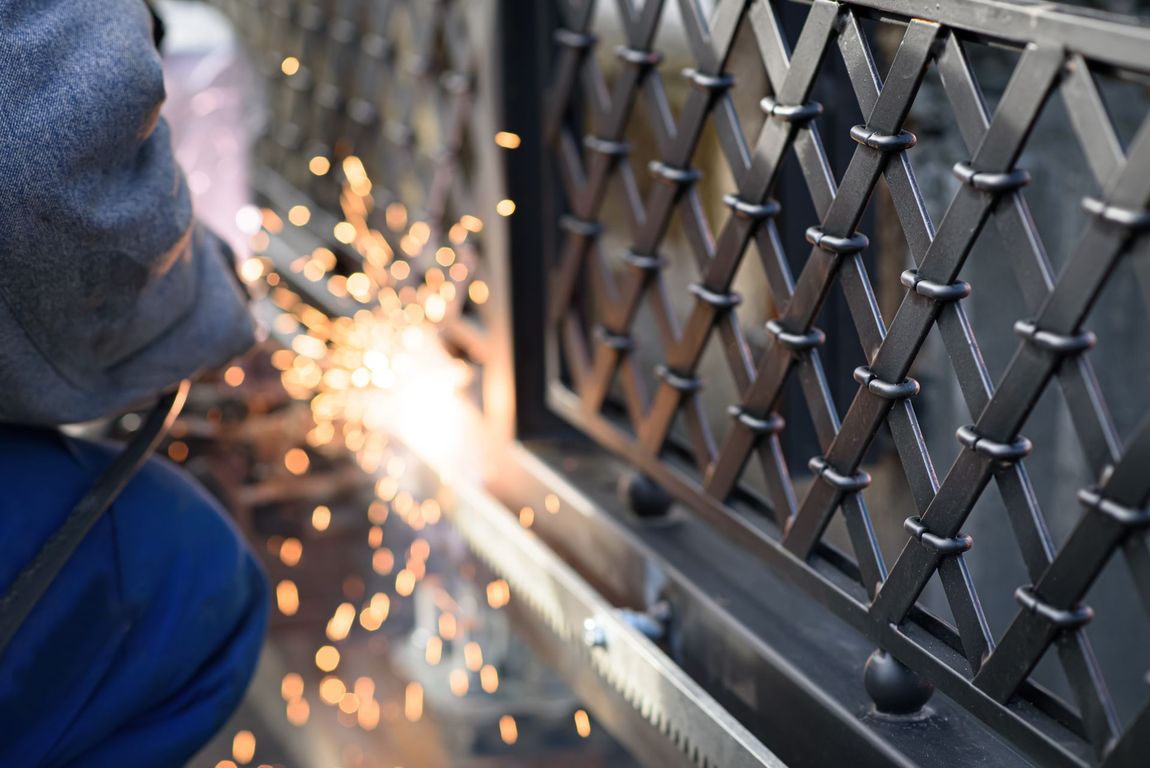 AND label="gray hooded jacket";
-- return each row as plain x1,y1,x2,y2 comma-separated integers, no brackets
0,0,255,424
